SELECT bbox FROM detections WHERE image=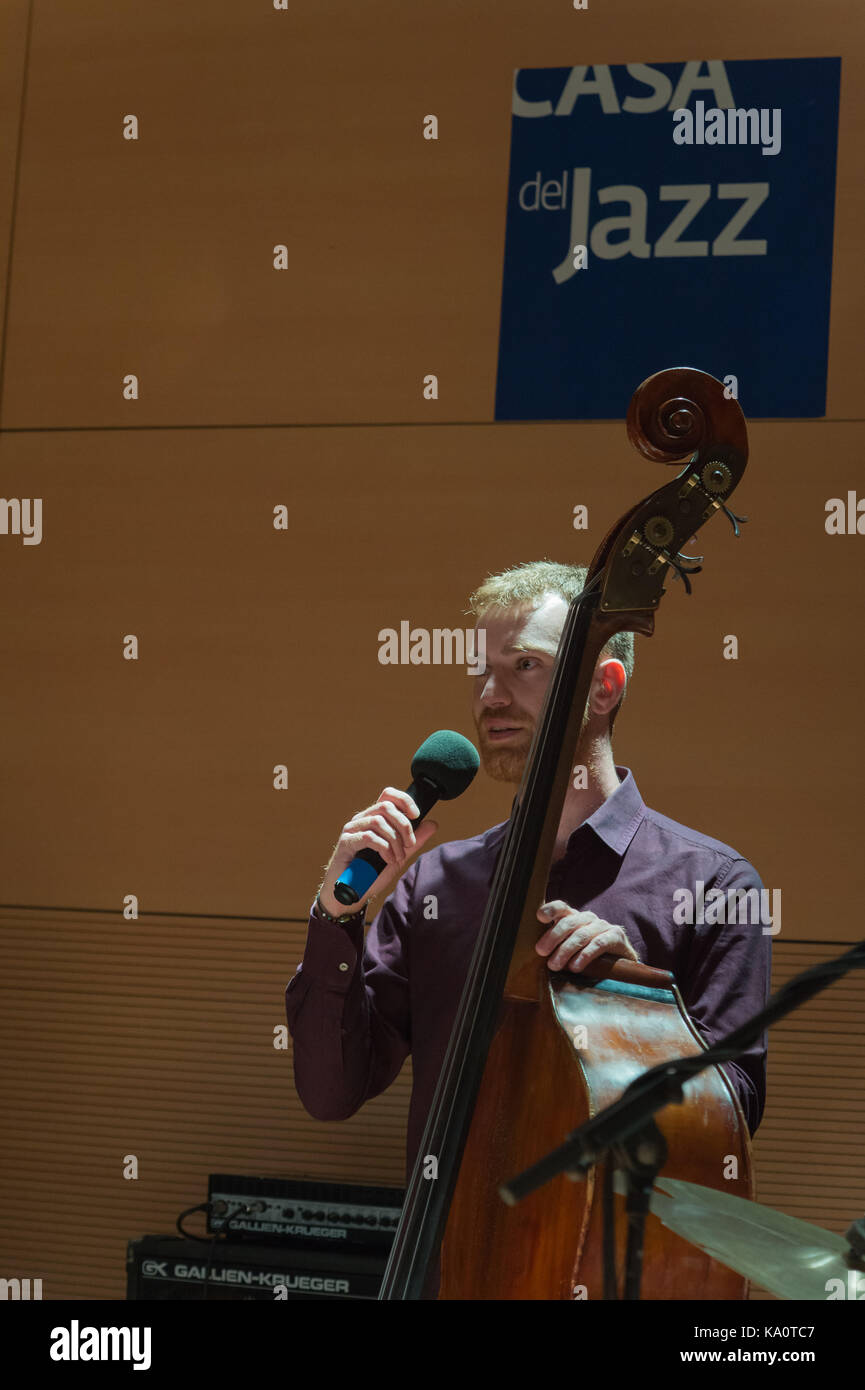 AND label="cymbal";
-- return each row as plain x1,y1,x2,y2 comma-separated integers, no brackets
614,1173,859,1300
